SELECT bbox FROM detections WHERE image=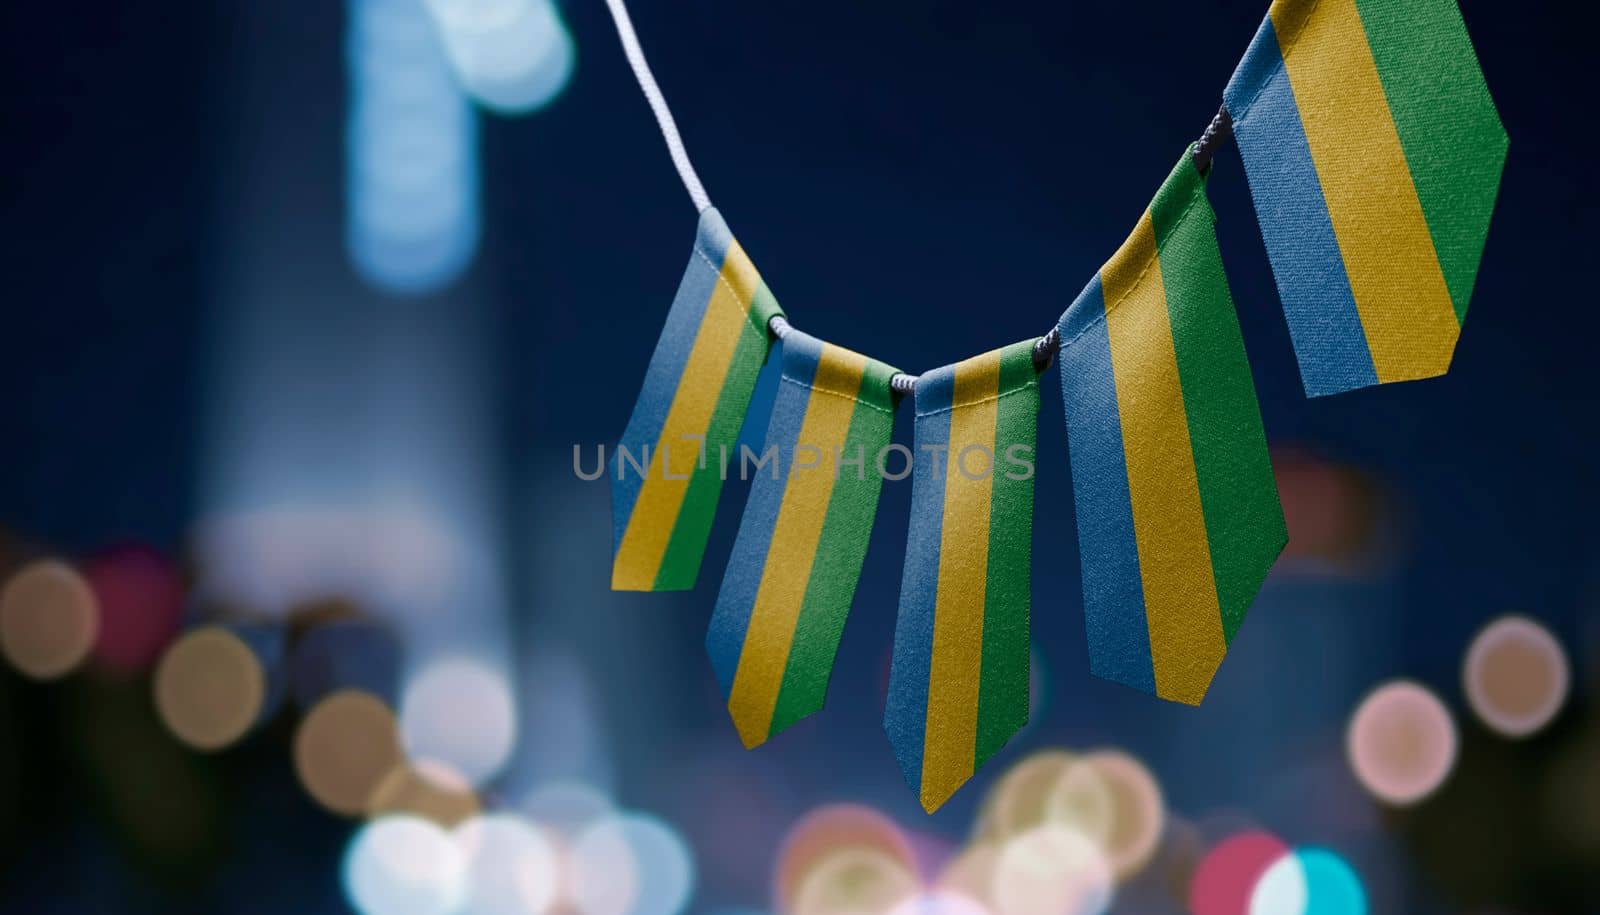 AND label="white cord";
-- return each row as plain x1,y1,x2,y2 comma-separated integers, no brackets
603,0,713,213
602,0,1225,388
